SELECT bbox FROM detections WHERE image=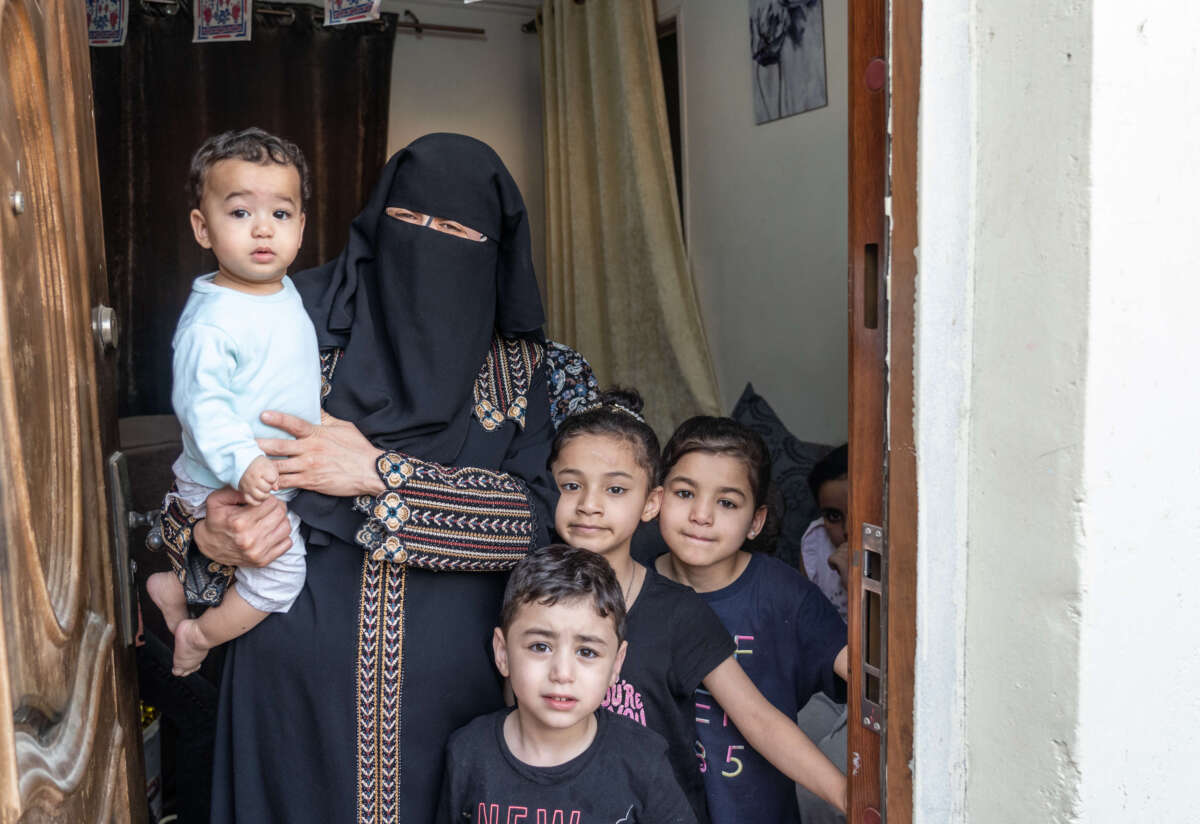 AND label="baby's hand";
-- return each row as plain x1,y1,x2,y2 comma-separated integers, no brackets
238,456,278,504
